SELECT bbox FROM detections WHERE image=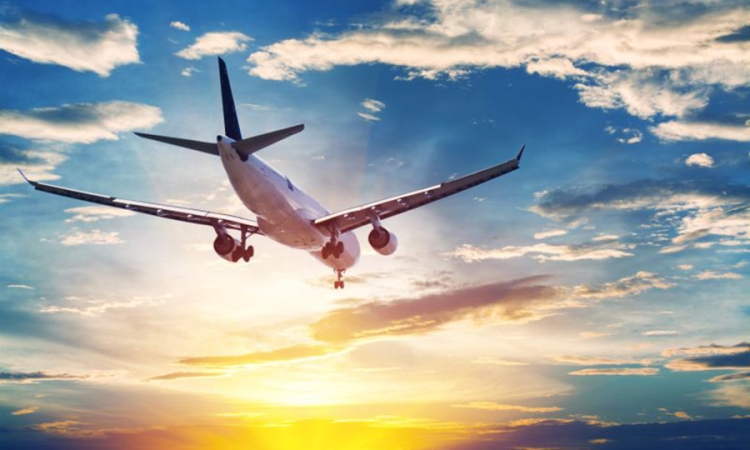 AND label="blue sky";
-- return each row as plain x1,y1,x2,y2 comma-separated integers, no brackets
1,1,749,449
